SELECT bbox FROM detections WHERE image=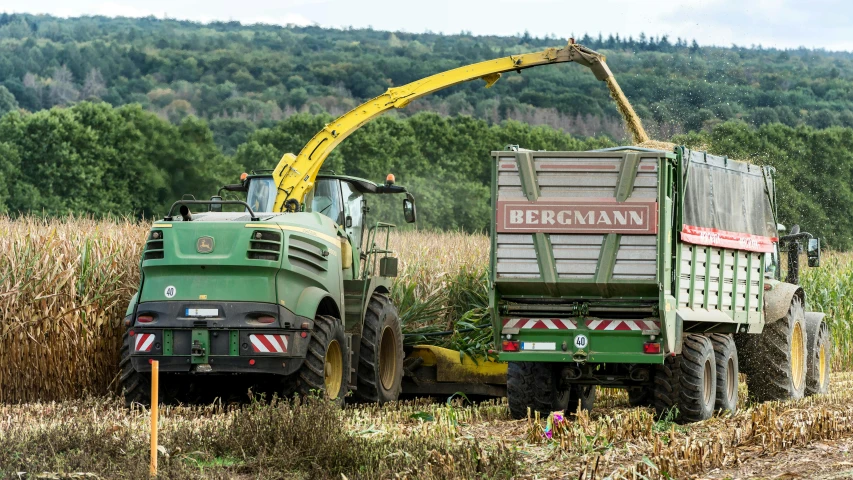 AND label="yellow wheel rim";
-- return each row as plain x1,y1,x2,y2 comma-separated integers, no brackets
819,343,827,388
791,322,805,391
324,339,343,399
379,326,397,391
